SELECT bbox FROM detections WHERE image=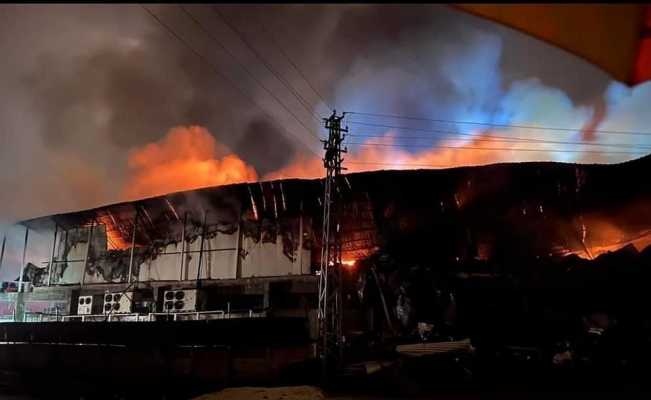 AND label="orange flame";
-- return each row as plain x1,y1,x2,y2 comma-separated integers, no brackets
264,129,563,180
119,125,649,259
568,219,651,259
123,126,258,200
